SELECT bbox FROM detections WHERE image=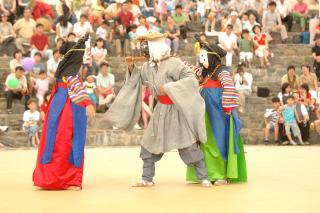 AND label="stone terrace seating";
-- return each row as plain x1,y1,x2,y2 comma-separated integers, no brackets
0,15,319,148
